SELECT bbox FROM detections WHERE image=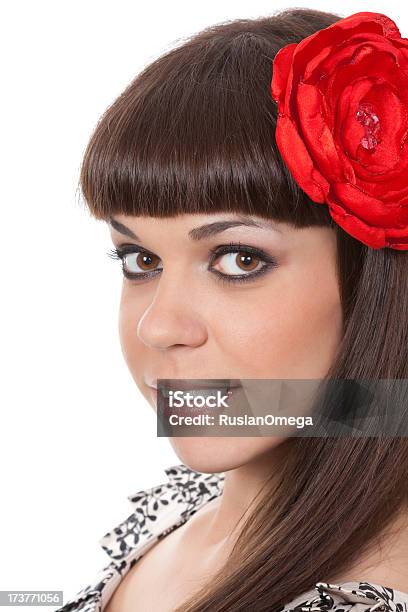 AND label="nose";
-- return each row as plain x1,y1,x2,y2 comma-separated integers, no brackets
136,274,208,350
